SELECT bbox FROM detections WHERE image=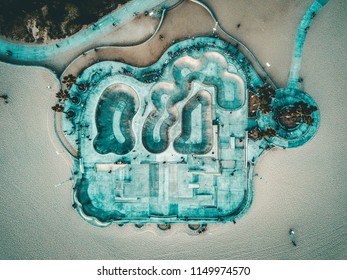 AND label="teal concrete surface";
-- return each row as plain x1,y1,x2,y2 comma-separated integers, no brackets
288,0,331,89
190,0,277,89
0,0,327,227
0,0,181,67
94,84,139,155
257,88,320,149
63,37,264,225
